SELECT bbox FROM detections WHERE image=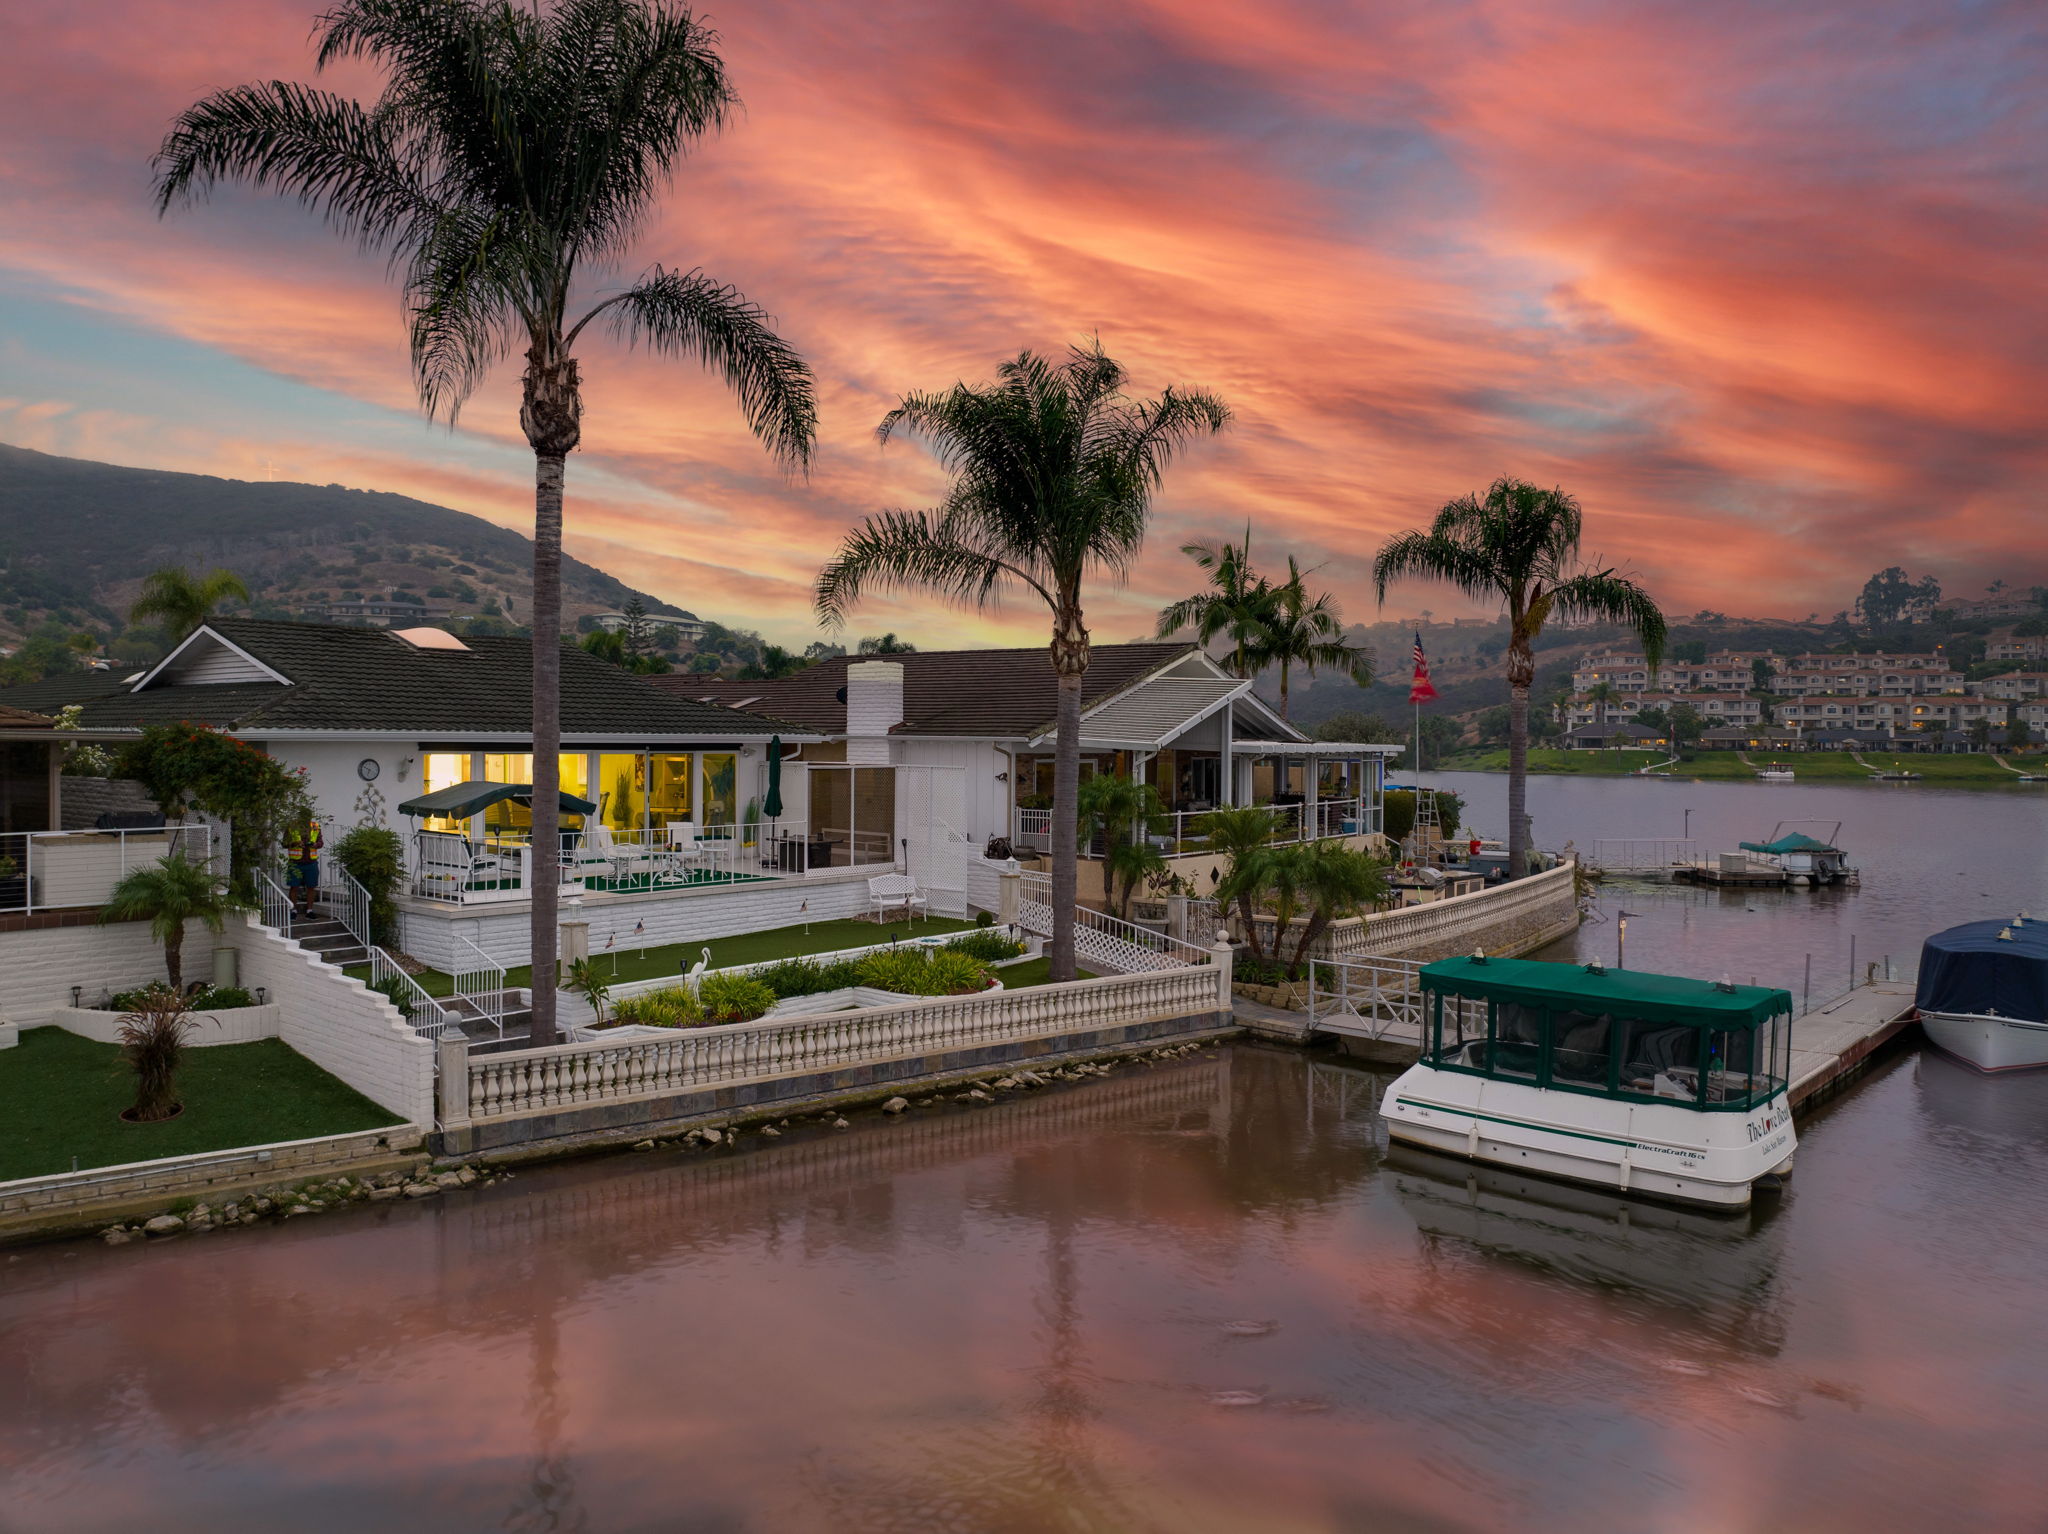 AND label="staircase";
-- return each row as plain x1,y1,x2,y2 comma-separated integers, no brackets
278,903,370,968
